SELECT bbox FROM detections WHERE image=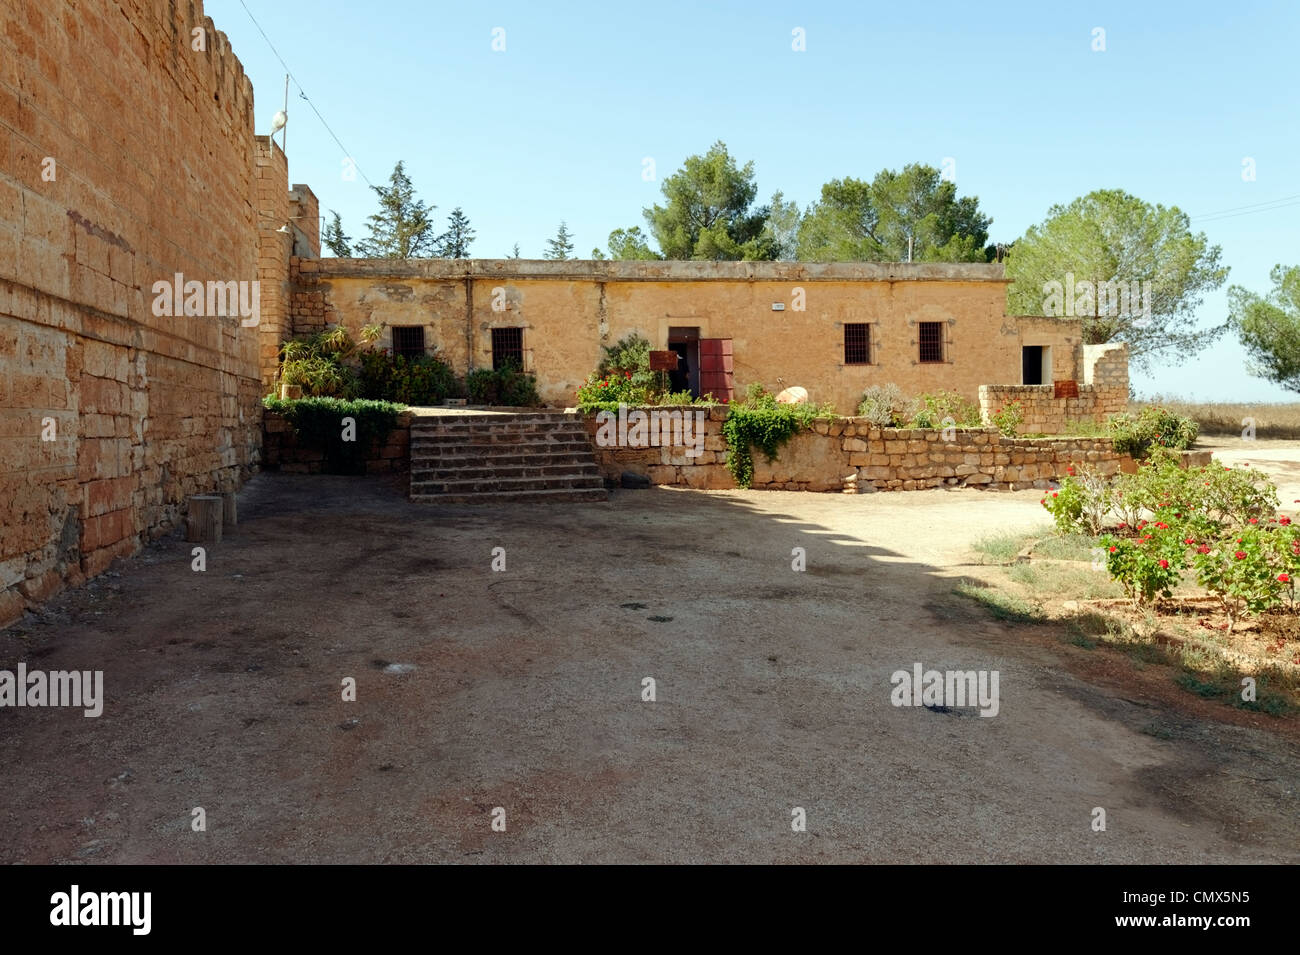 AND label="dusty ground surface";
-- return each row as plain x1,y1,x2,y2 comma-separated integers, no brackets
1,470,1297,864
